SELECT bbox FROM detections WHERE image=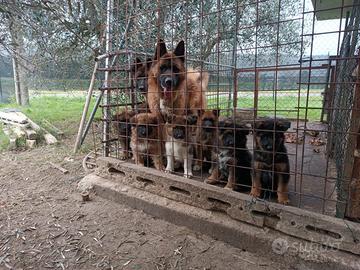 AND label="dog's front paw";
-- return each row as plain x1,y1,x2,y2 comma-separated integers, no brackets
193,164,201,171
